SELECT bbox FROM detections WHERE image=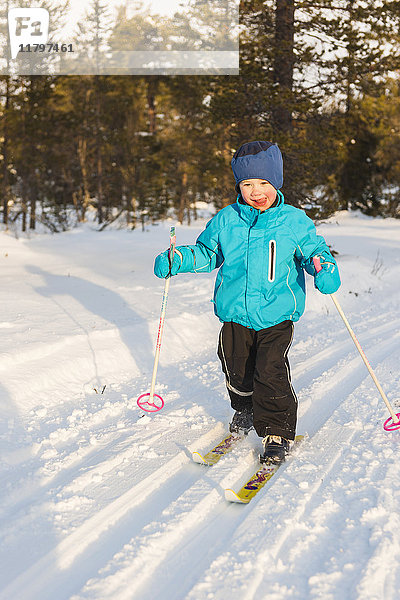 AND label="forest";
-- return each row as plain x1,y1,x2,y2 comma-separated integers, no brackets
1,0,400,232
